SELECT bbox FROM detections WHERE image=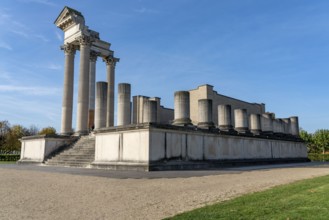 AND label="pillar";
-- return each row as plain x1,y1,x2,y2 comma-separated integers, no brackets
104,56,119,127
88,51,98,130
143,100,157,123
249,114,261,135
173,91,191,126
261,113,274,134
117,83,131,126
273,119,284,135
60,44,76,135
94,82,108,129
197,99,214,128
234,109,249,133
76,36,91,135
282,118,292,135
218,104,233,131
290,116,299,136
